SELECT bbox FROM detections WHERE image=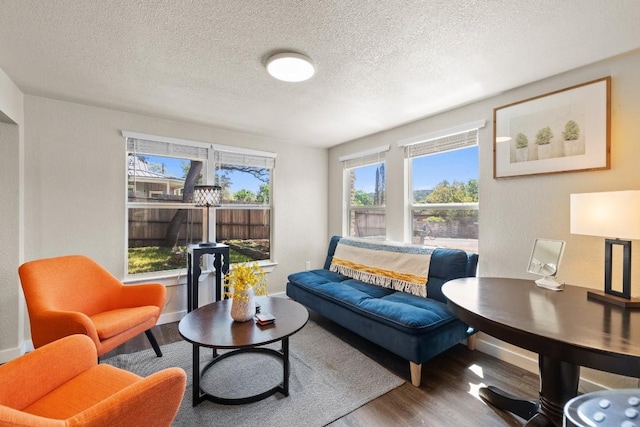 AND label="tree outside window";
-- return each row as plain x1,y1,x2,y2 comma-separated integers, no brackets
126,145,274,275
411,145,478,252
347,162,386,240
